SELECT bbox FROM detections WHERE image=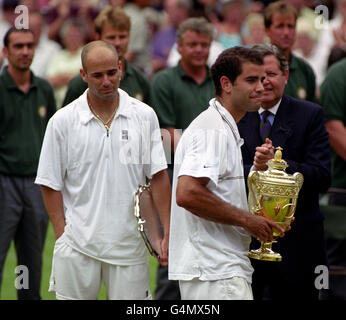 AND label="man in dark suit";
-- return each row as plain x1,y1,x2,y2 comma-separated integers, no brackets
237,43,330,300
